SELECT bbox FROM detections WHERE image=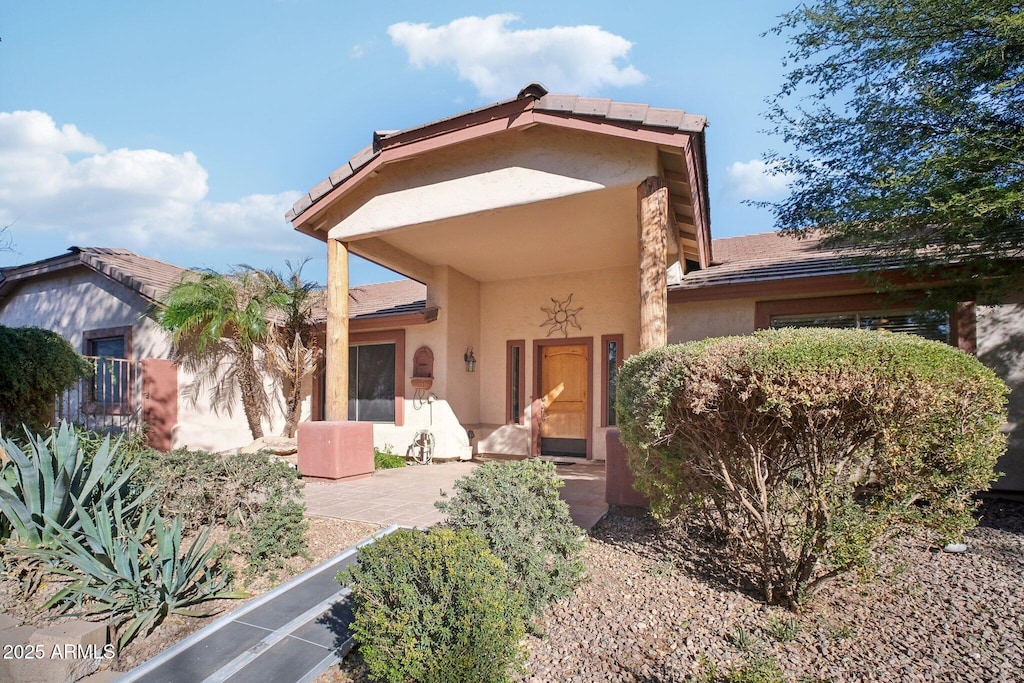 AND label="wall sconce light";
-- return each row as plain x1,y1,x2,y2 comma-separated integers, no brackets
464,346,477,372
